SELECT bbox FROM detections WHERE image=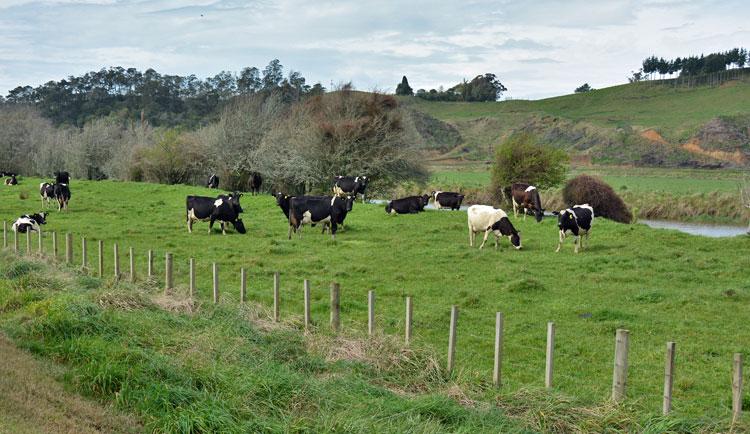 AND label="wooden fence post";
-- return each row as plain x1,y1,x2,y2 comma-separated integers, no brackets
2,221,6,249
52,231,57,259
612,329,630,403
273,272,280,322
303,280,311,330
113,243,120,280
663,342,676,415
97,240,104,277
240,268,246,303
37,227,43,255
330,282,340,332
189,258,195,298
147,250,153,278
447,305,458,374
368,290,375,336
493,312,504,387
26,230,31,255
65,233,72,264
212,263,219,303
405,296,413,345
164,253,173,292
13,229,18,253
81,237,88,270
129,247,135,282
546,322,555,389
733,353,744,424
